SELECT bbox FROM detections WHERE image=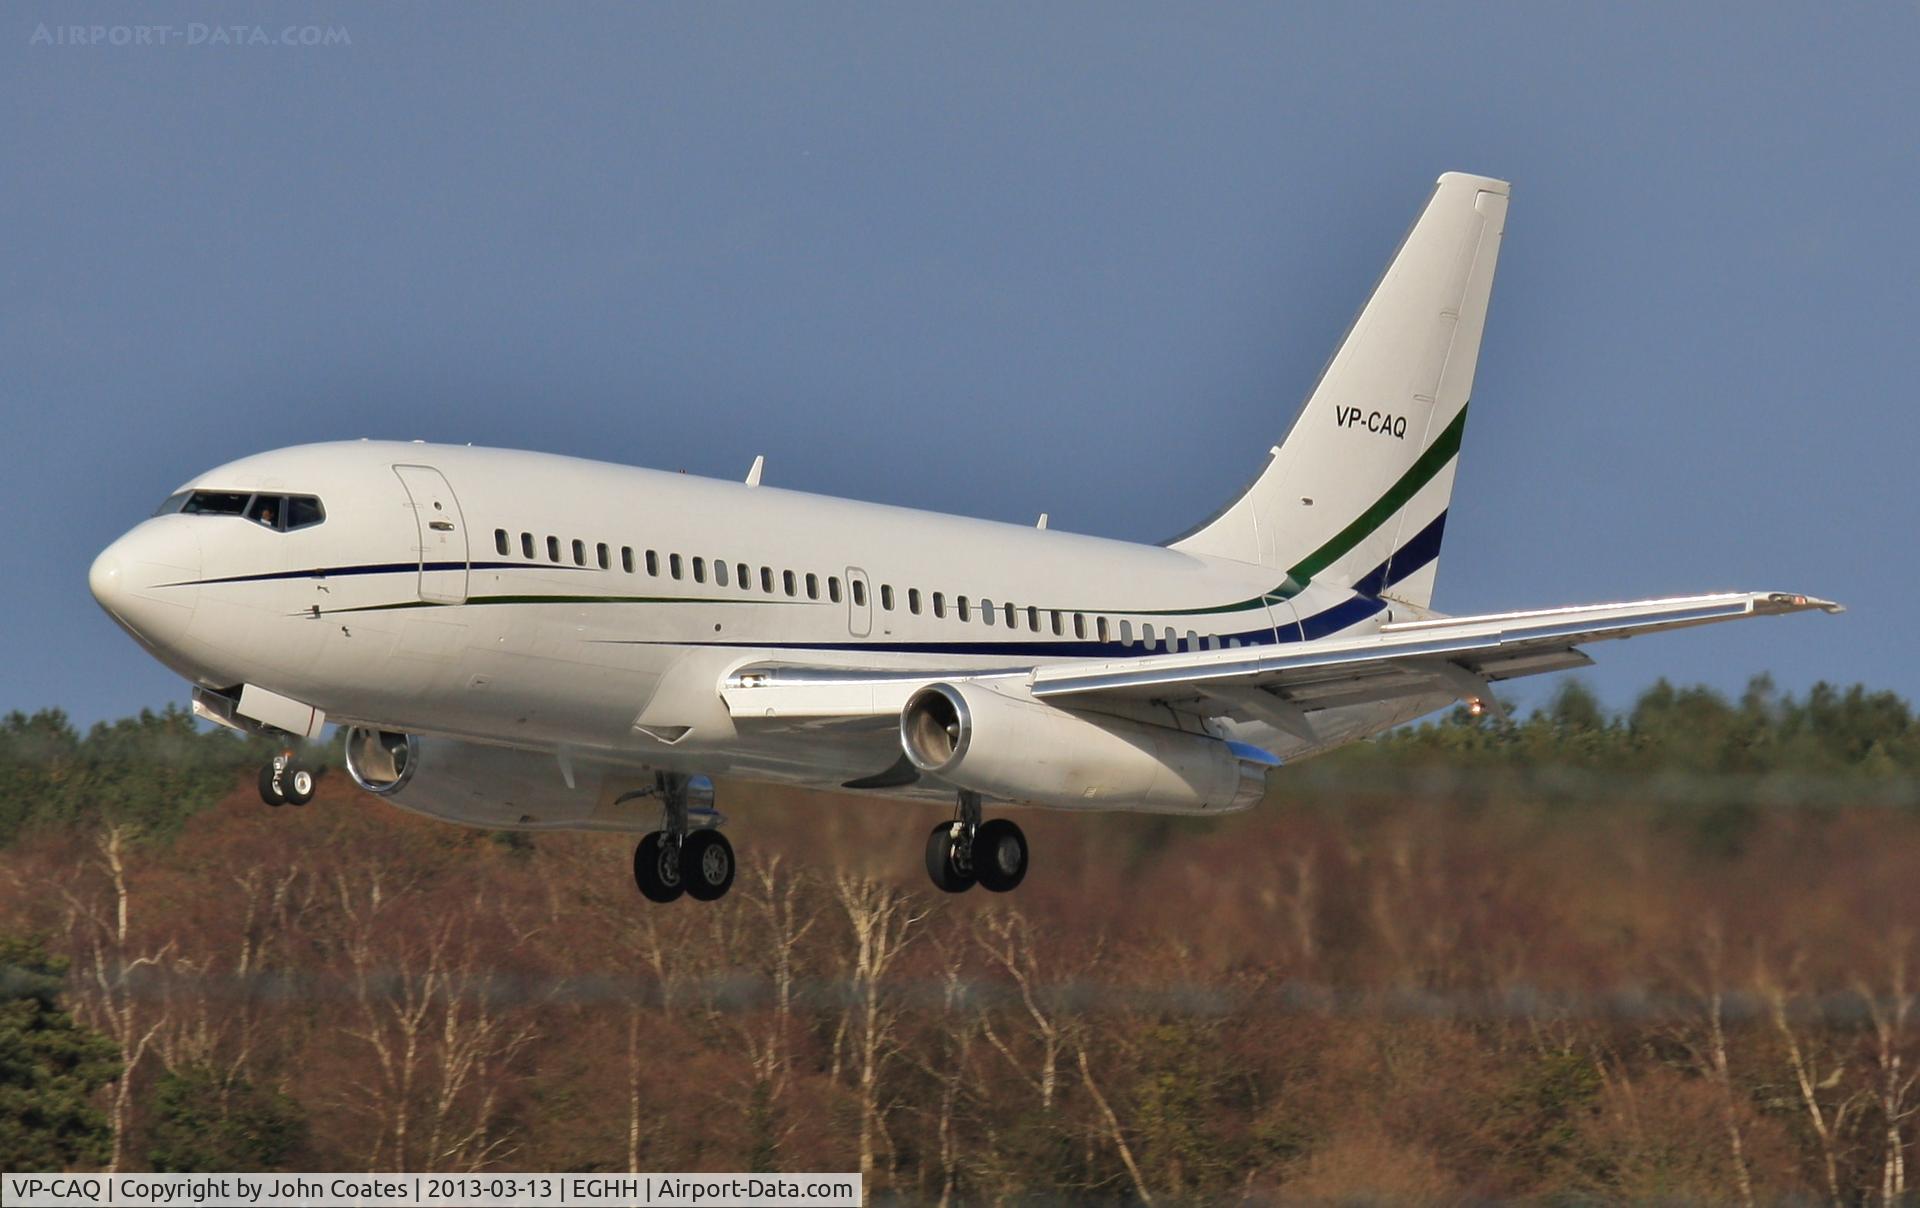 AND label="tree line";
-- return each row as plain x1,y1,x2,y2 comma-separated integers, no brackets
1,676,1916,1203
